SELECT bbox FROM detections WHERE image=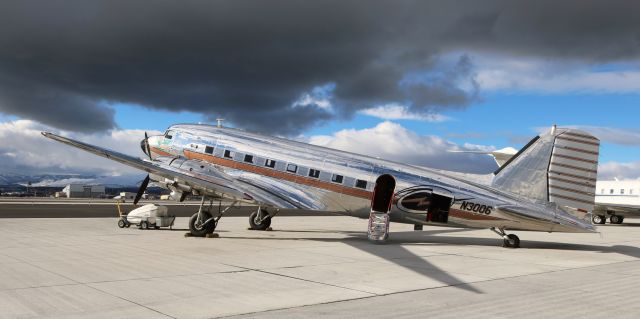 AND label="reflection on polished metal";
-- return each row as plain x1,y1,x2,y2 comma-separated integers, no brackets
42,123,601,247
